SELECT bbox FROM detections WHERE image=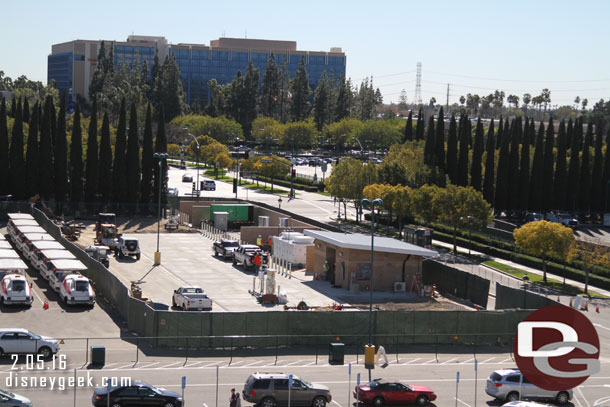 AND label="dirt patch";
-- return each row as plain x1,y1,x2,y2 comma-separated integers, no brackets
348,295,472,311
73,217,197,250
